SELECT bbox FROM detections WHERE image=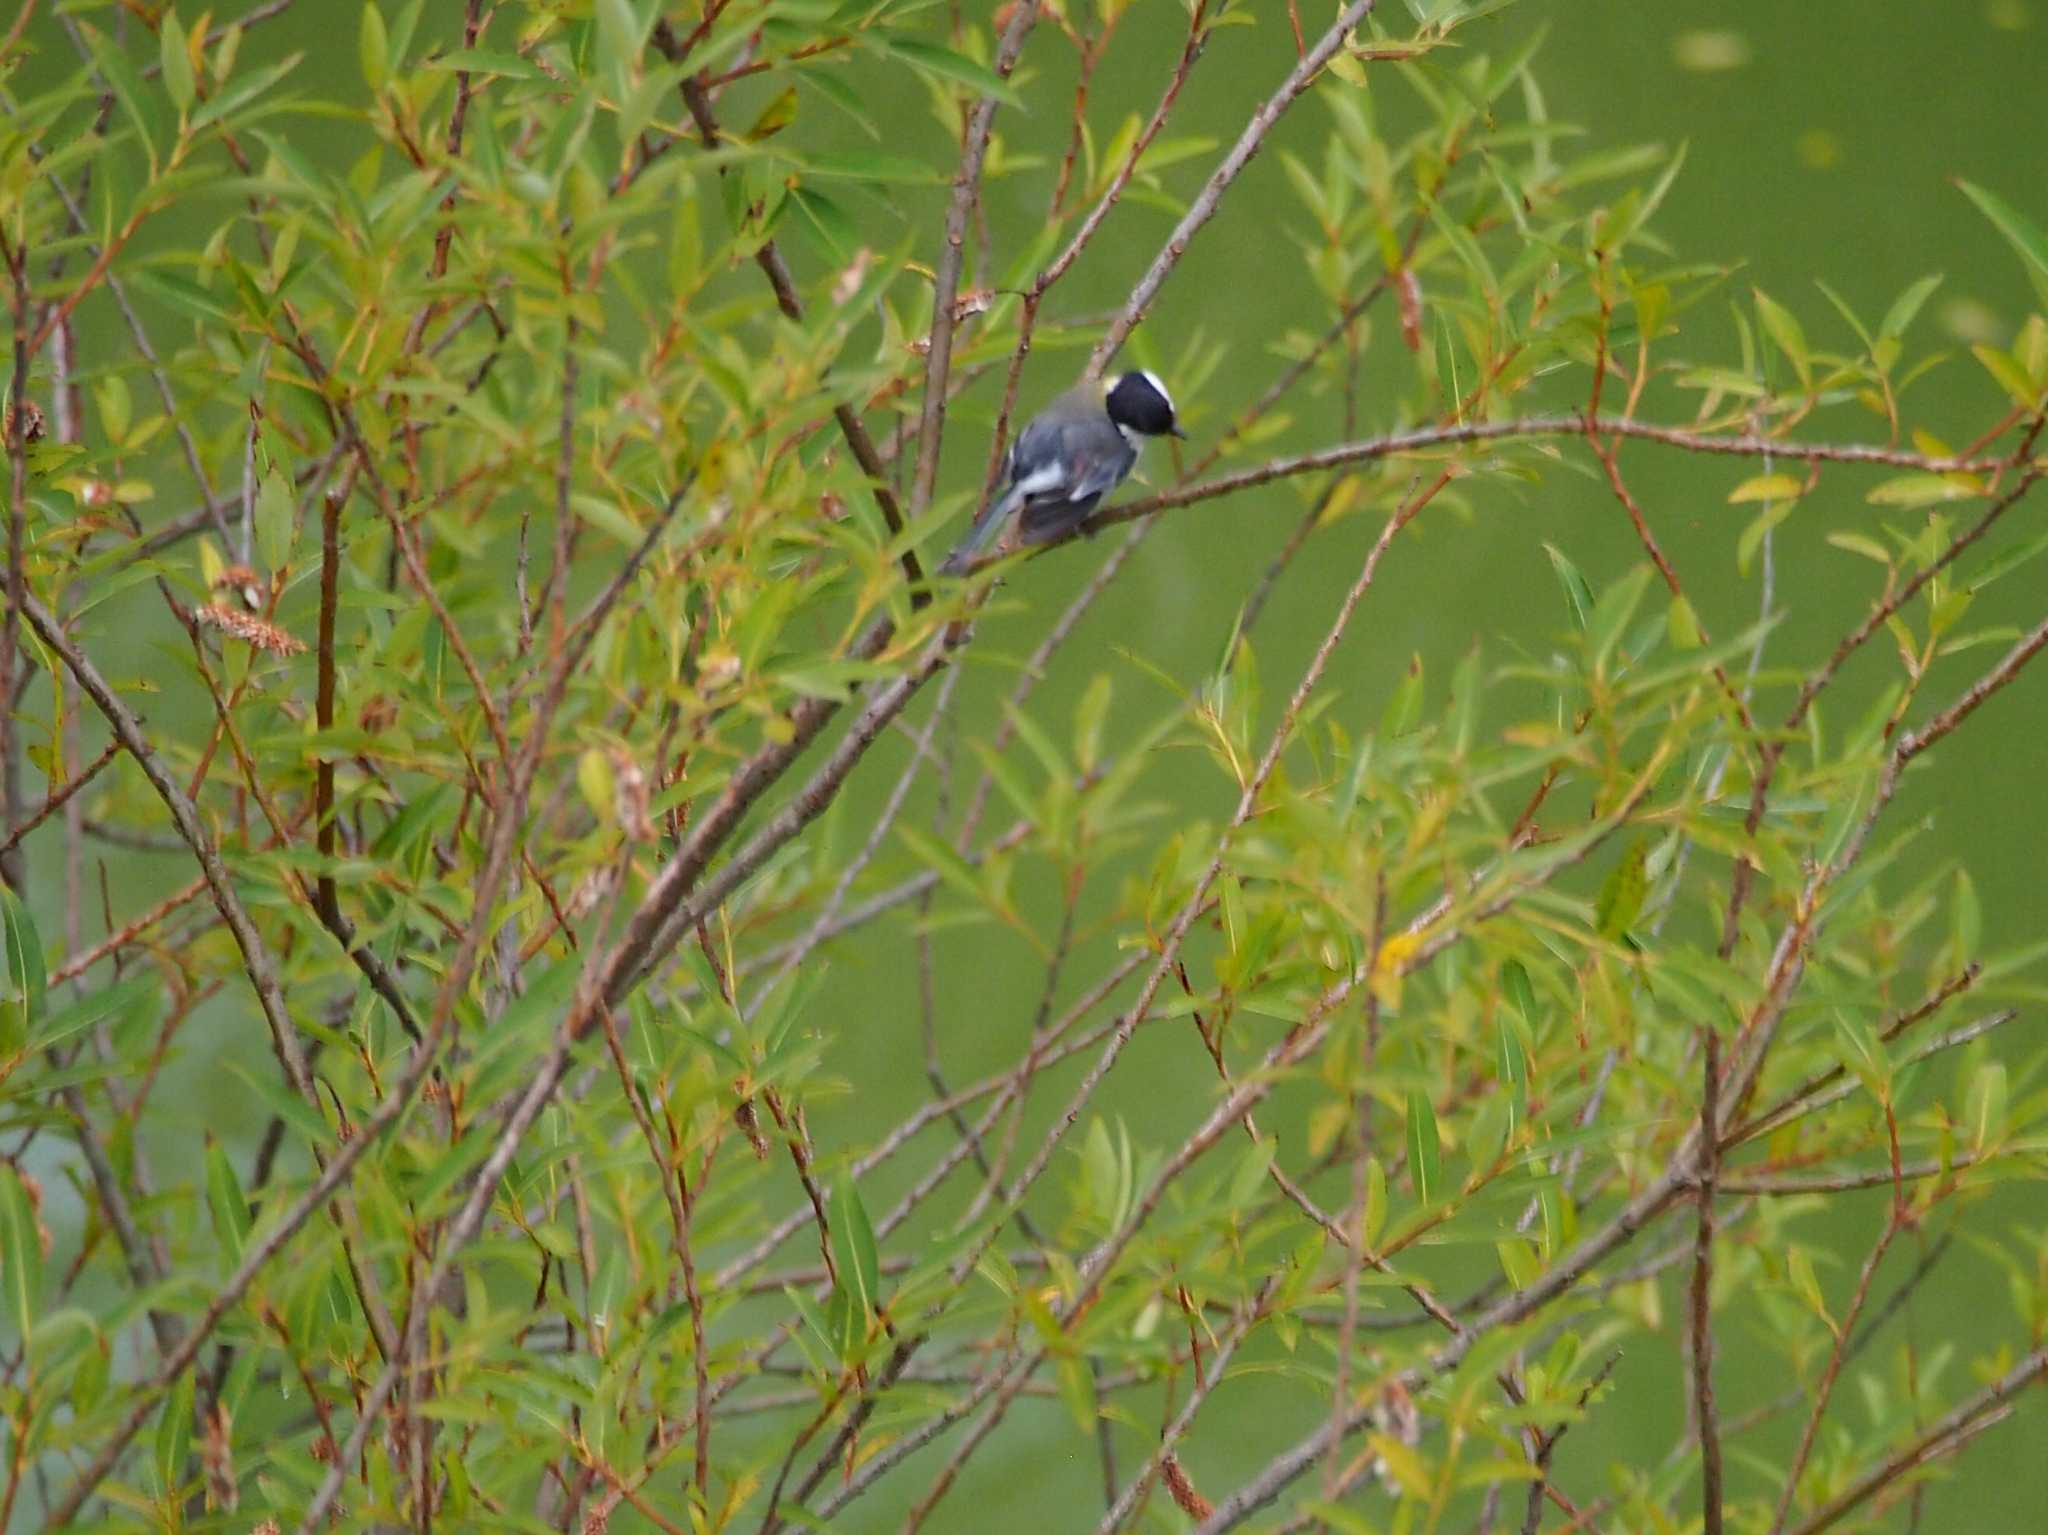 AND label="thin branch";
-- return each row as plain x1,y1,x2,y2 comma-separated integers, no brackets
0,735,120,858
908,2,1042,521
1691,1027,1725,1535
1088,0,1379,377
1783,1348,2047,1535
